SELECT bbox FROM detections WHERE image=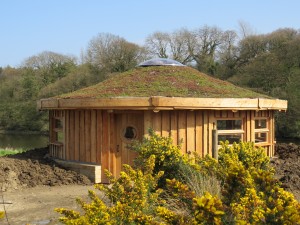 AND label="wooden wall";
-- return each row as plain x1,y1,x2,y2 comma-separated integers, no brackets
49,109,275,182
49,109,114,183
143,109,275,157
